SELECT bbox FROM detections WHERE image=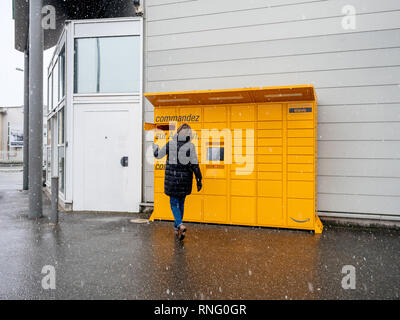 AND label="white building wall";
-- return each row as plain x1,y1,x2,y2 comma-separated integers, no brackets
0,106,24,161
142,0,400,220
